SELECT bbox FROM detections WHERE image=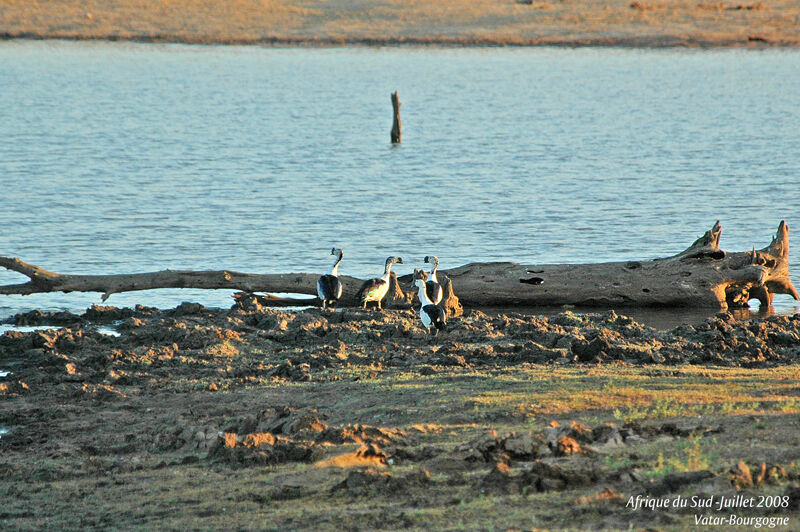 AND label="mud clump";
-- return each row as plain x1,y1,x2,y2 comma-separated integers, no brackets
502,431,541,459
453,430,542,463
0,380,29,395
647,470,716,496
522,459,600,491
169,302,208,317
573,487,624,505
0,328,106,356
74,383,125,400
728,460,790,490
202,408,409,471
315,443,390,468
477,459,599,495
478,462,519,494
82,305,137,323
12,310,83,326
270,360,313,382
150,323,240,350
785,484,800,511
554,436,584,456
316,425,407,446
279,411,329,437
546,421,599,453
10,304,159,327
231,292,265,313
229,407,329,438
572,329,628,362
209,431,318,468
541,419,720,455
332,466,430,497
